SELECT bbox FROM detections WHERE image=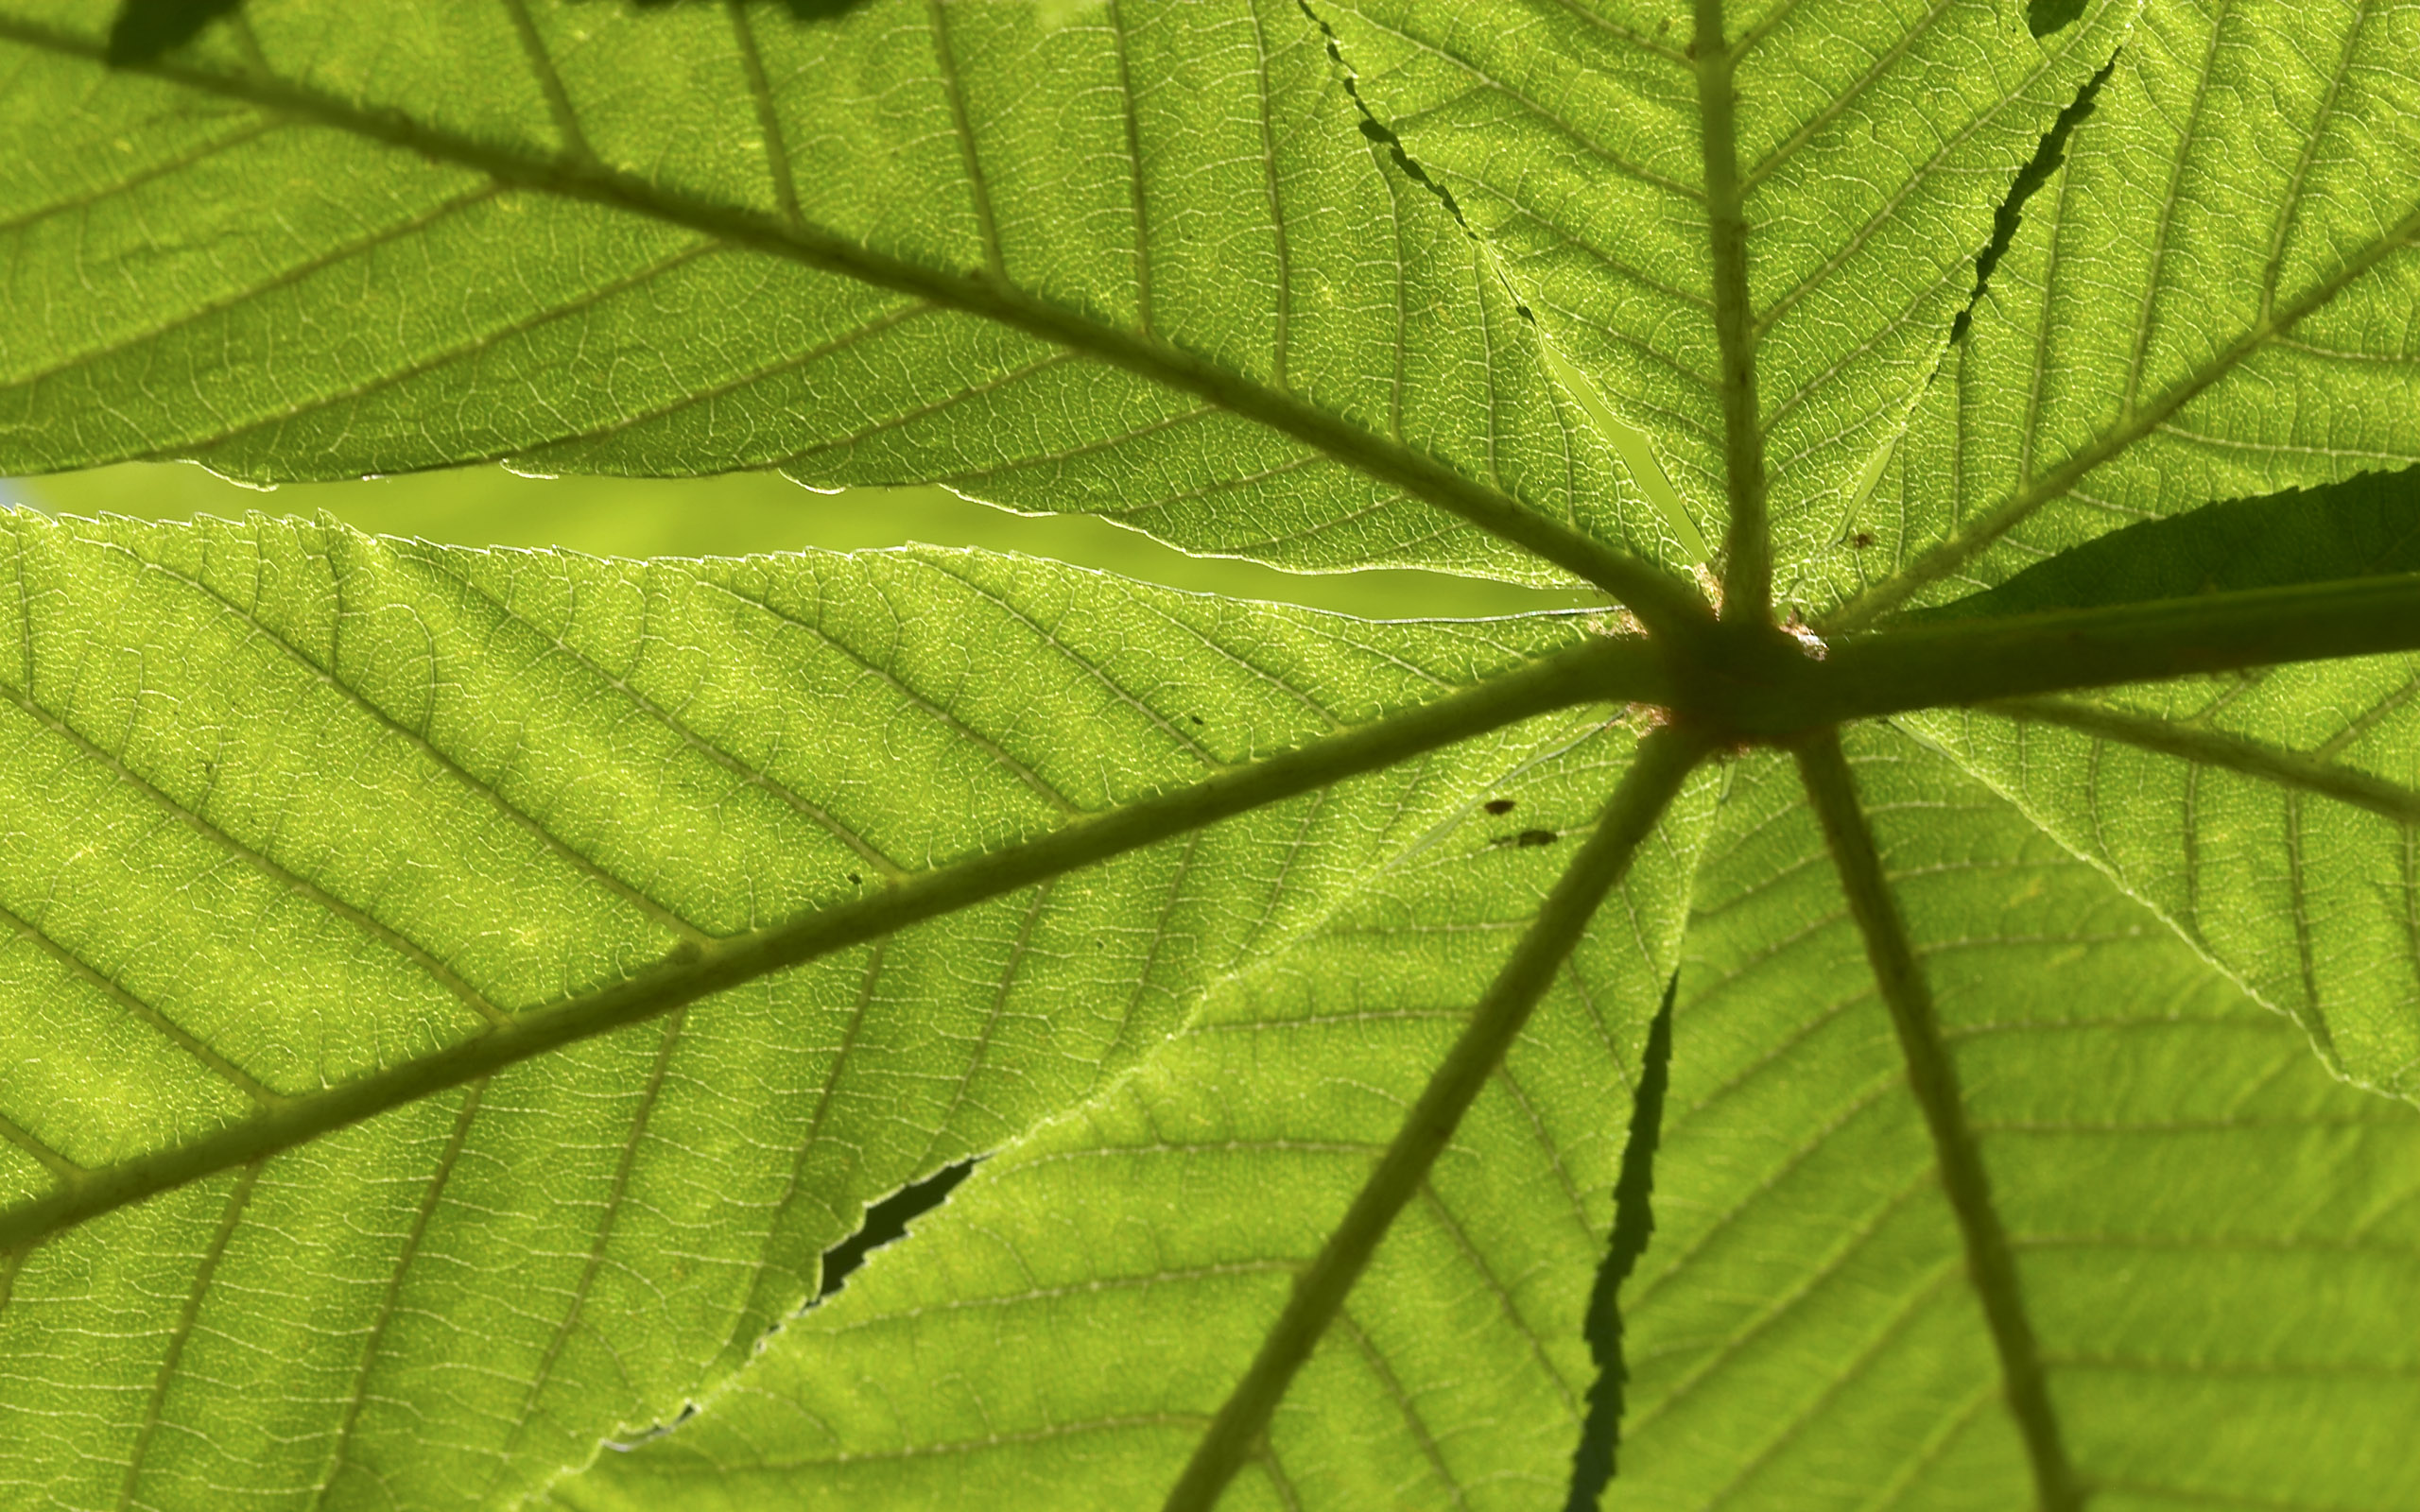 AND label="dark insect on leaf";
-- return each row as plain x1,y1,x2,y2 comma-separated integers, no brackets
105,0,244,65
1189,713,1205,725
847,872,862,885
1484,799,1516,816
1852,532,1876,549
1515,829,1558,848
